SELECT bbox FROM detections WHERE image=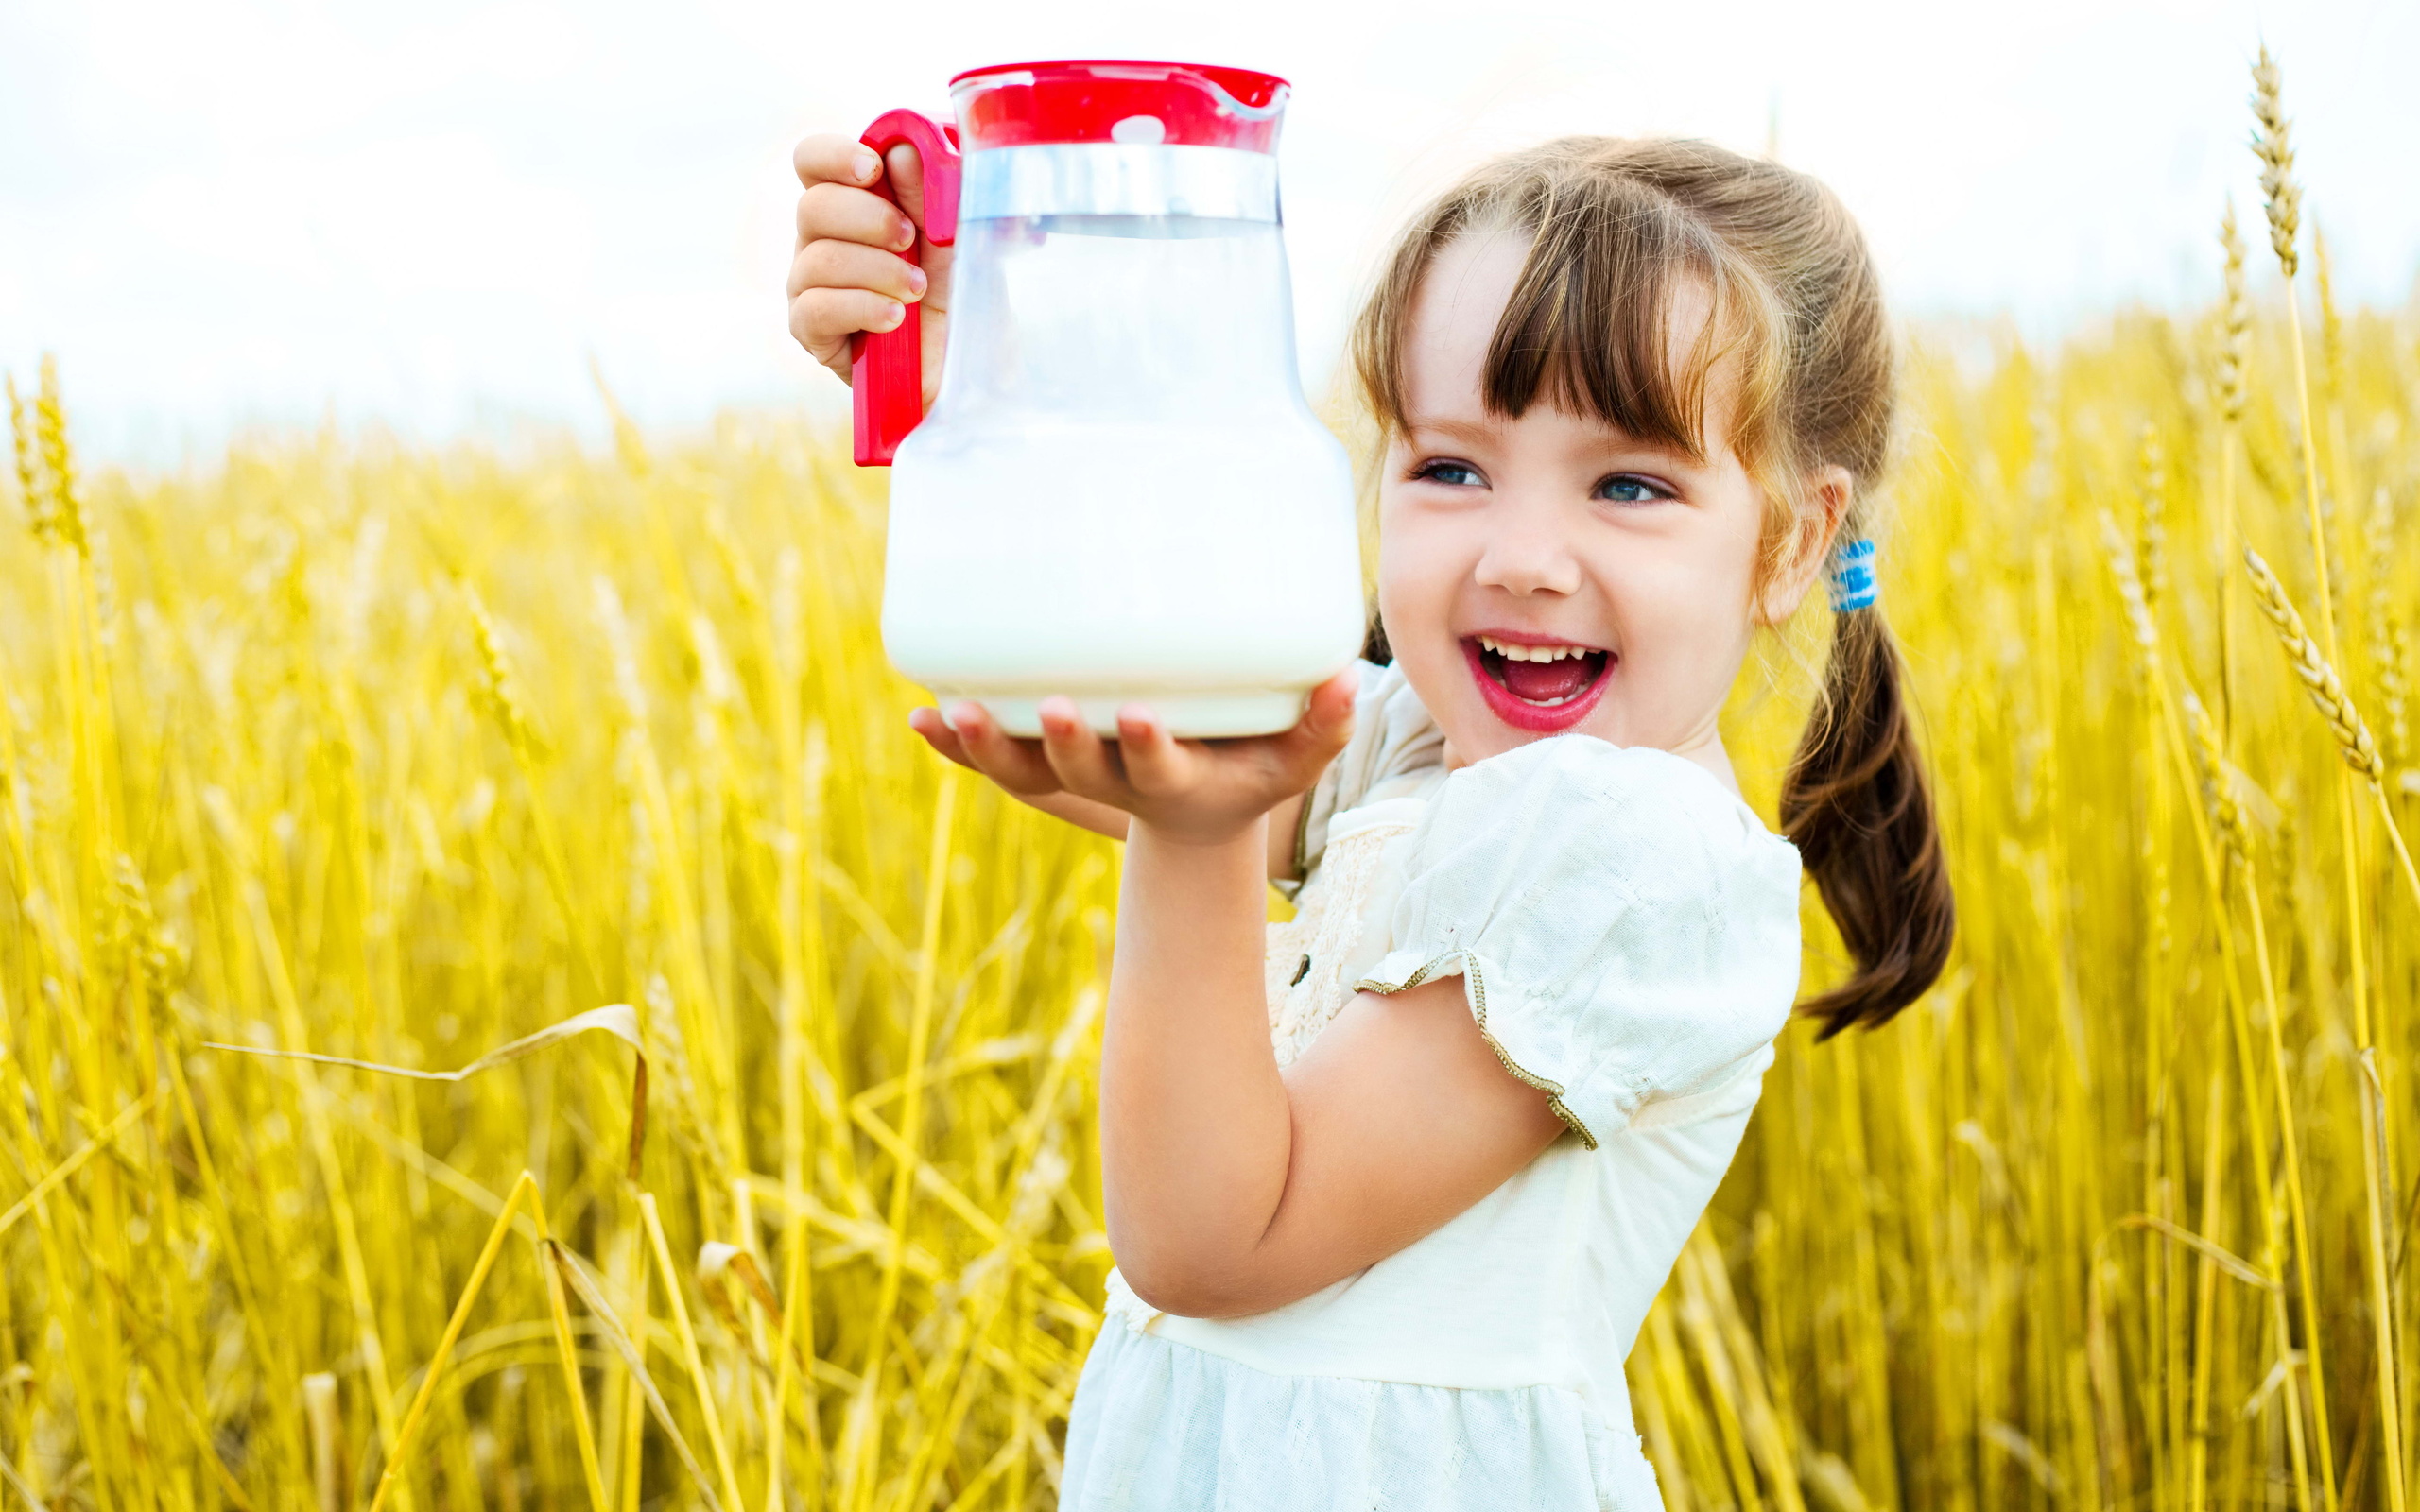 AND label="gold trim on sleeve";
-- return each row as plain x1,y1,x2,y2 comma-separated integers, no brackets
1356,953,1599,1150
